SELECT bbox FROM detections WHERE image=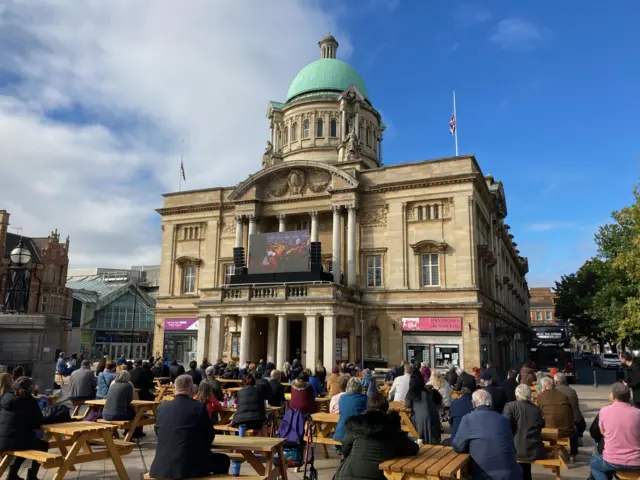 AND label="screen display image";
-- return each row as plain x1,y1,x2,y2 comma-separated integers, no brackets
247,230,310,274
